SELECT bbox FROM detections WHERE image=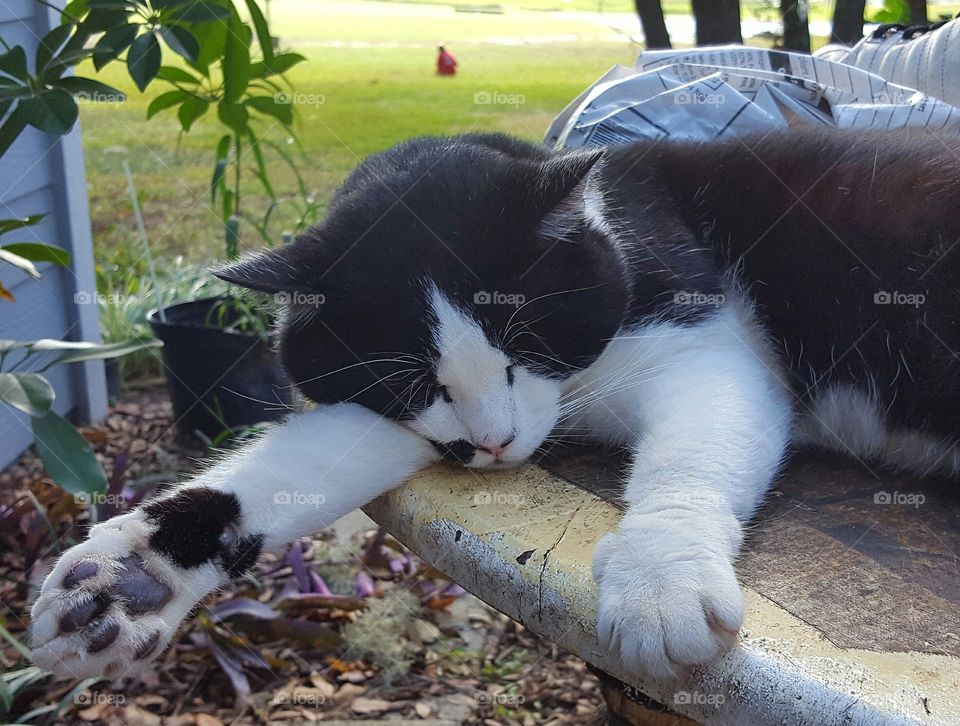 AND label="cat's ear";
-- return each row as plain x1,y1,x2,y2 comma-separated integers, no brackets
533,148,607,241
212,244,313,294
